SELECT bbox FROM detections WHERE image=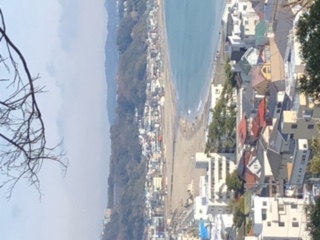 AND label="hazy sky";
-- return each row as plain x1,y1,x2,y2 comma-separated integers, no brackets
0,0,110,239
